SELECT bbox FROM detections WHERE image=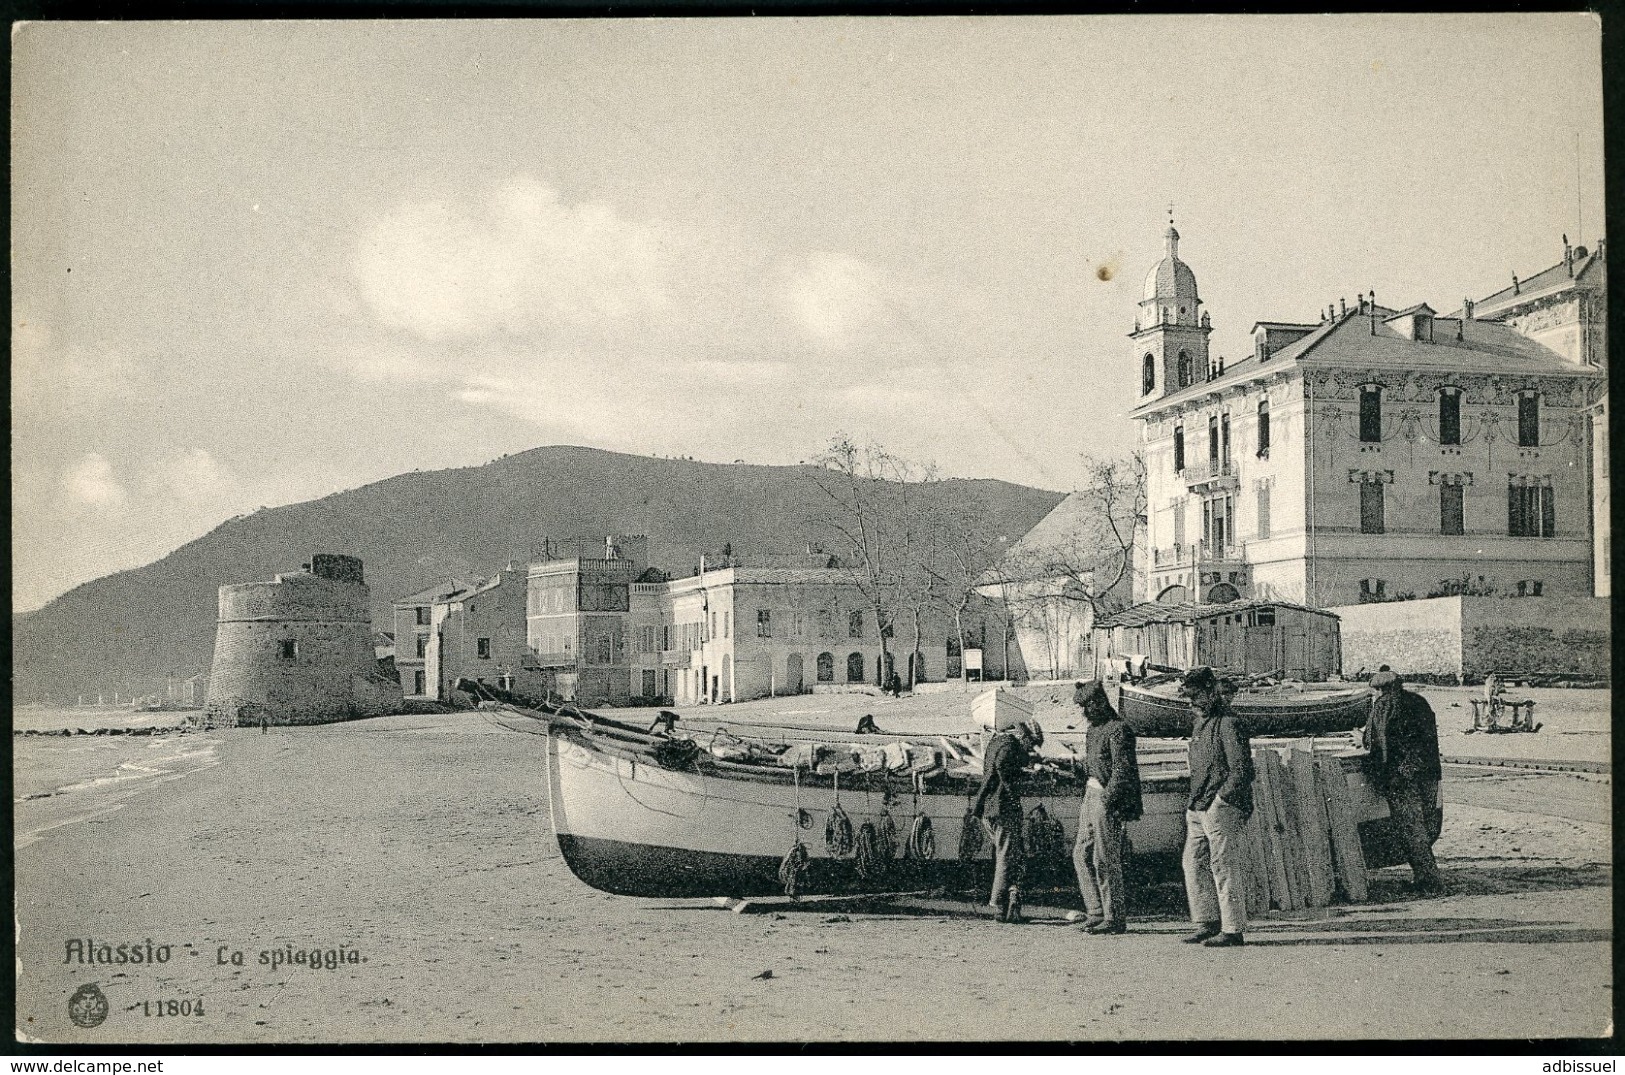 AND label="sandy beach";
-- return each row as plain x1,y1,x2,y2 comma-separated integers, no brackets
12,689,1613,1044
